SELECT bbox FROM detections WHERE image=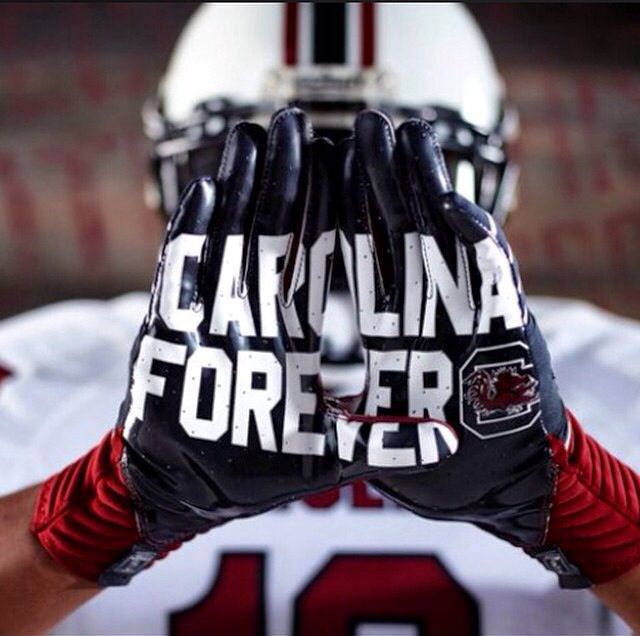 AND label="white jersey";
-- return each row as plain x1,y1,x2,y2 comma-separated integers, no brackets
0,293,637,635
